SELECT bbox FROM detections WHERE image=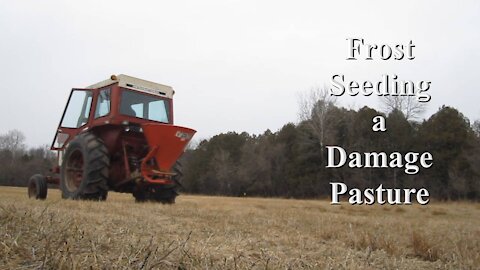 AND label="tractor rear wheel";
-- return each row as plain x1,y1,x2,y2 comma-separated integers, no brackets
28,174,48,200
133,161,182,204
61,133,109,200
133,185,178,204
